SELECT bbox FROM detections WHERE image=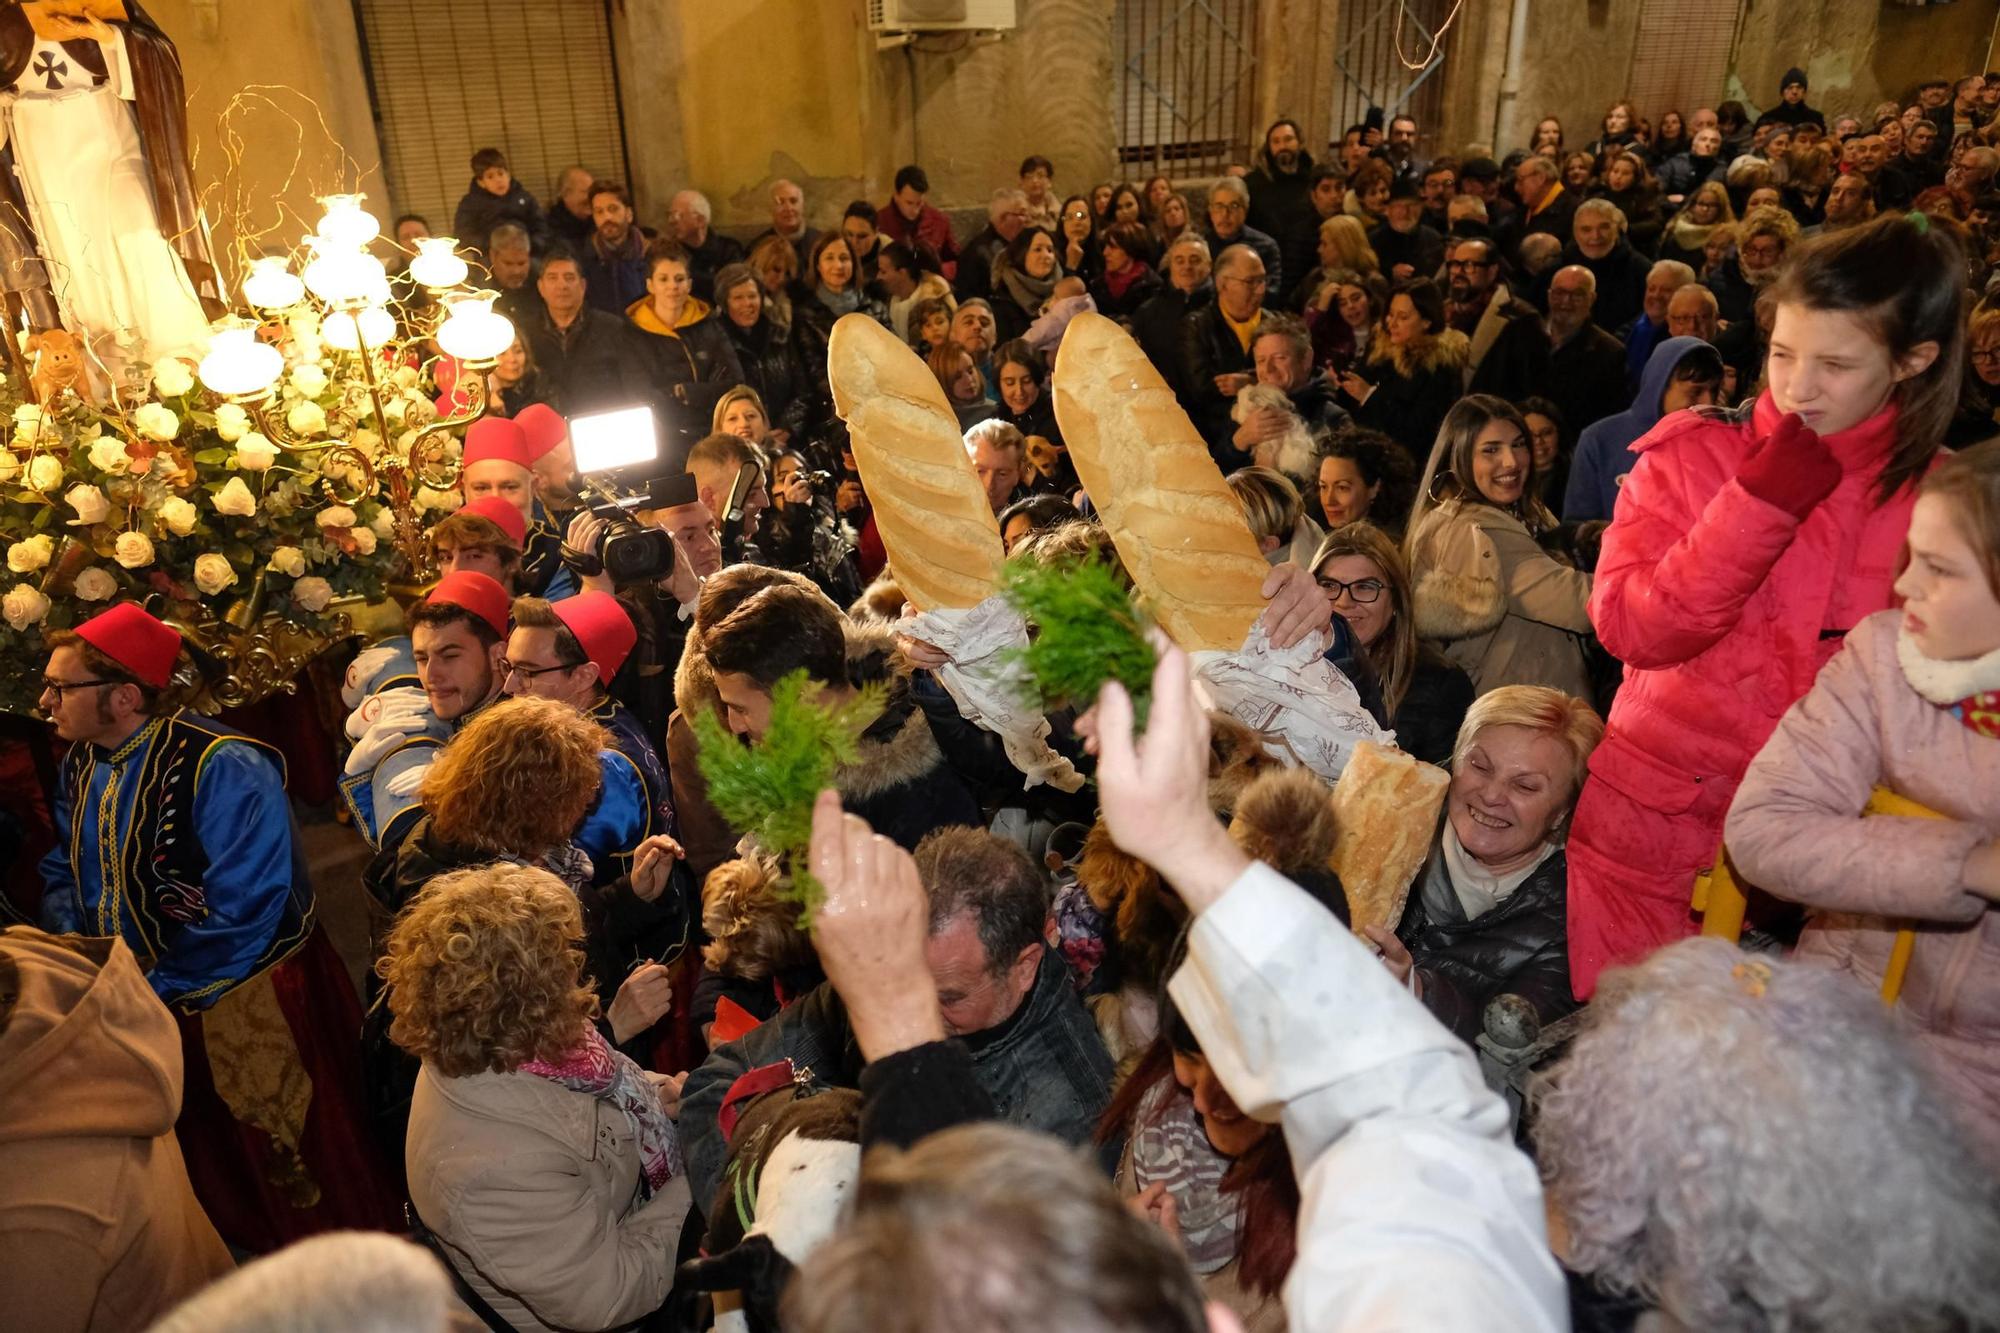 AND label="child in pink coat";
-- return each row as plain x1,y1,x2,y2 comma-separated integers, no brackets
1727,441,2000,1162
1565,213,1968,998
